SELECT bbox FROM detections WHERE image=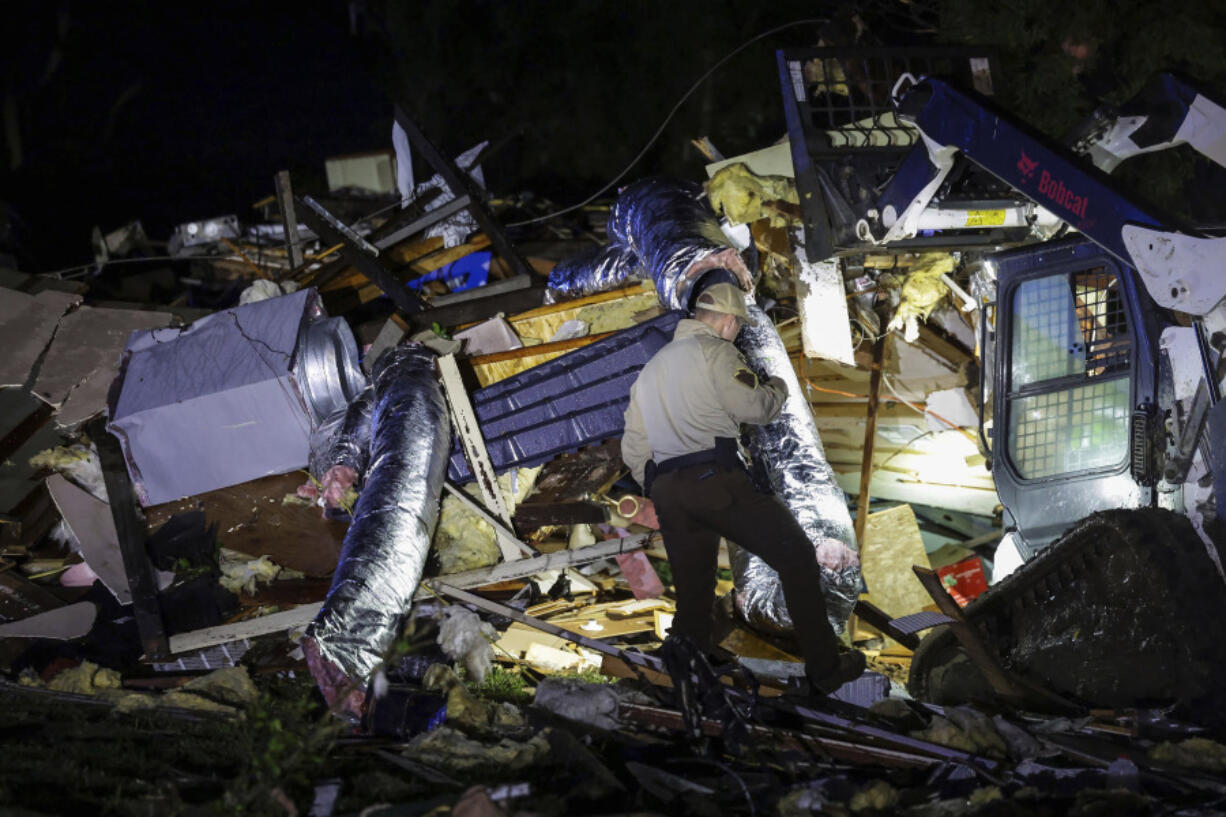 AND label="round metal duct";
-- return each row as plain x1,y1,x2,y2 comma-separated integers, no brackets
296,317,367,425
